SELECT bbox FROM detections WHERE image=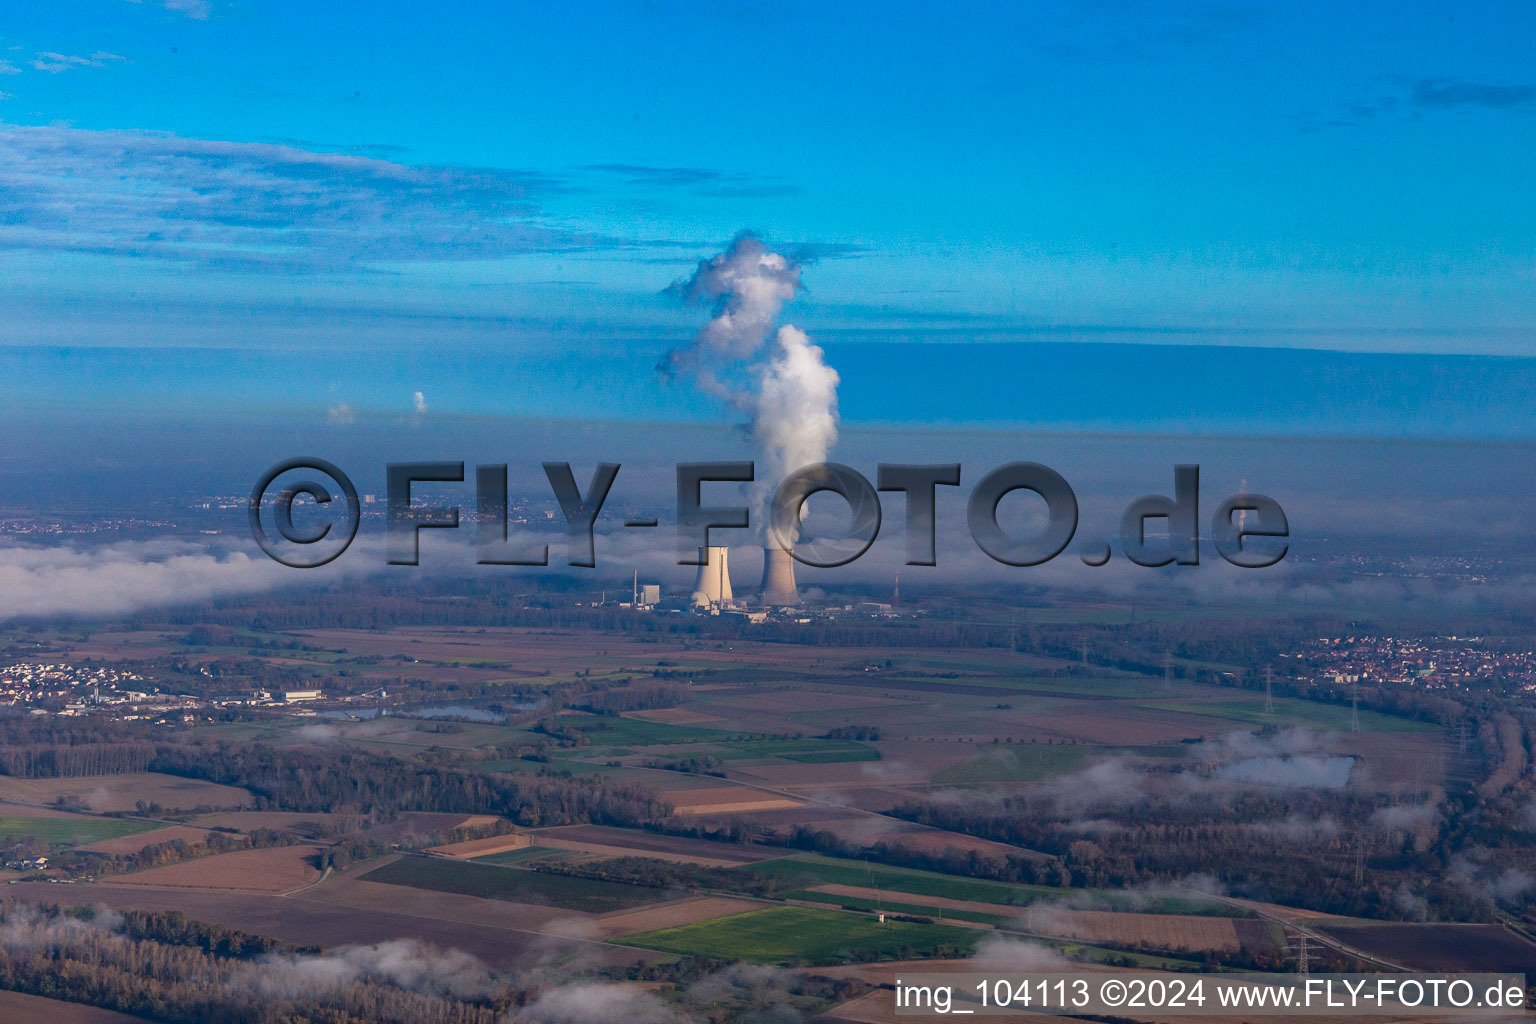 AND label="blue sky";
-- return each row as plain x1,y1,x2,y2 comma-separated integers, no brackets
2,1,1535,429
